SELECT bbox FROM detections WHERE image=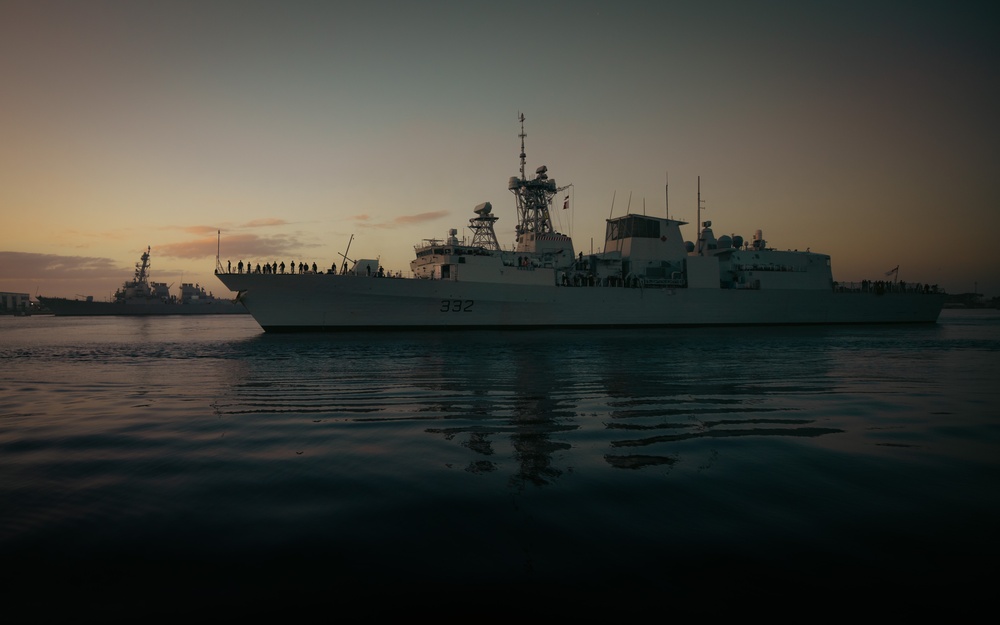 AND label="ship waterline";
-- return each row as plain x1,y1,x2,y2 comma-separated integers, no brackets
217,271,944,331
